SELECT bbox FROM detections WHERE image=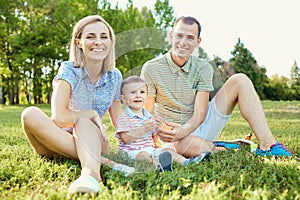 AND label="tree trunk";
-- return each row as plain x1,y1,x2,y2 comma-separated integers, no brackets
0,87,3,104
15,84,19,104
